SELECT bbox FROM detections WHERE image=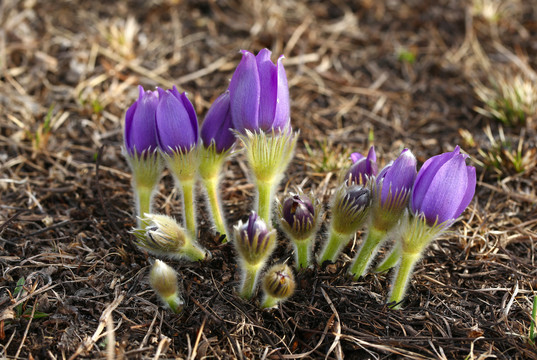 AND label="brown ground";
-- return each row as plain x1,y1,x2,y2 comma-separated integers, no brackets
1,0,537,359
